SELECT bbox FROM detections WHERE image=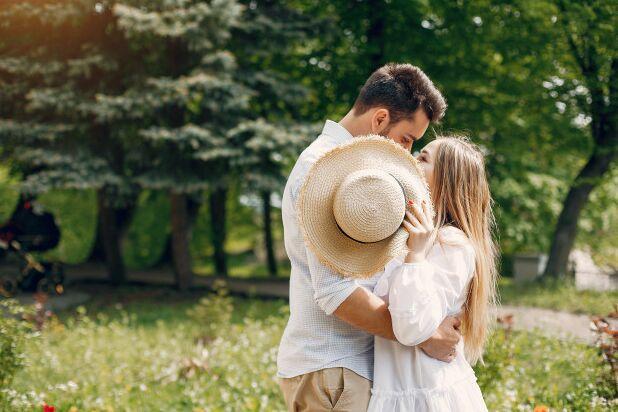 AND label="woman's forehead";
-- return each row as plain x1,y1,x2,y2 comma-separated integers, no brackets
423,139,440,153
